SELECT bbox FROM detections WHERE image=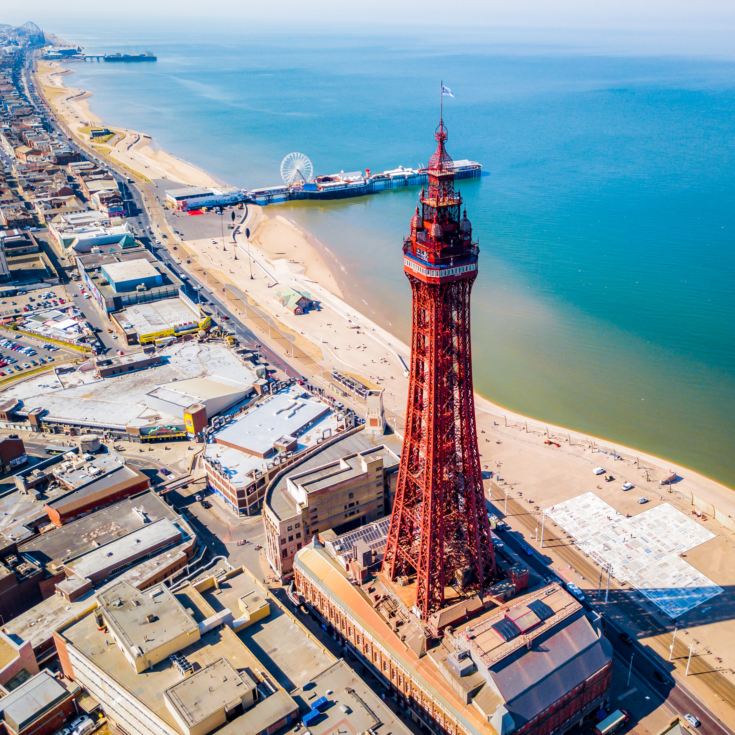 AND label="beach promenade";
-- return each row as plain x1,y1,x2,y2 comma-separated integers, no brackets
32,57,735,729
